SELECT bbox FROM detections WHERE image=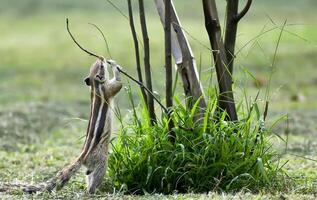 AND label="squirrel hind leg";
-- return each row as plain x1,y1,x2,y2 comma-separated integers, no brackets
86,152,107,194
